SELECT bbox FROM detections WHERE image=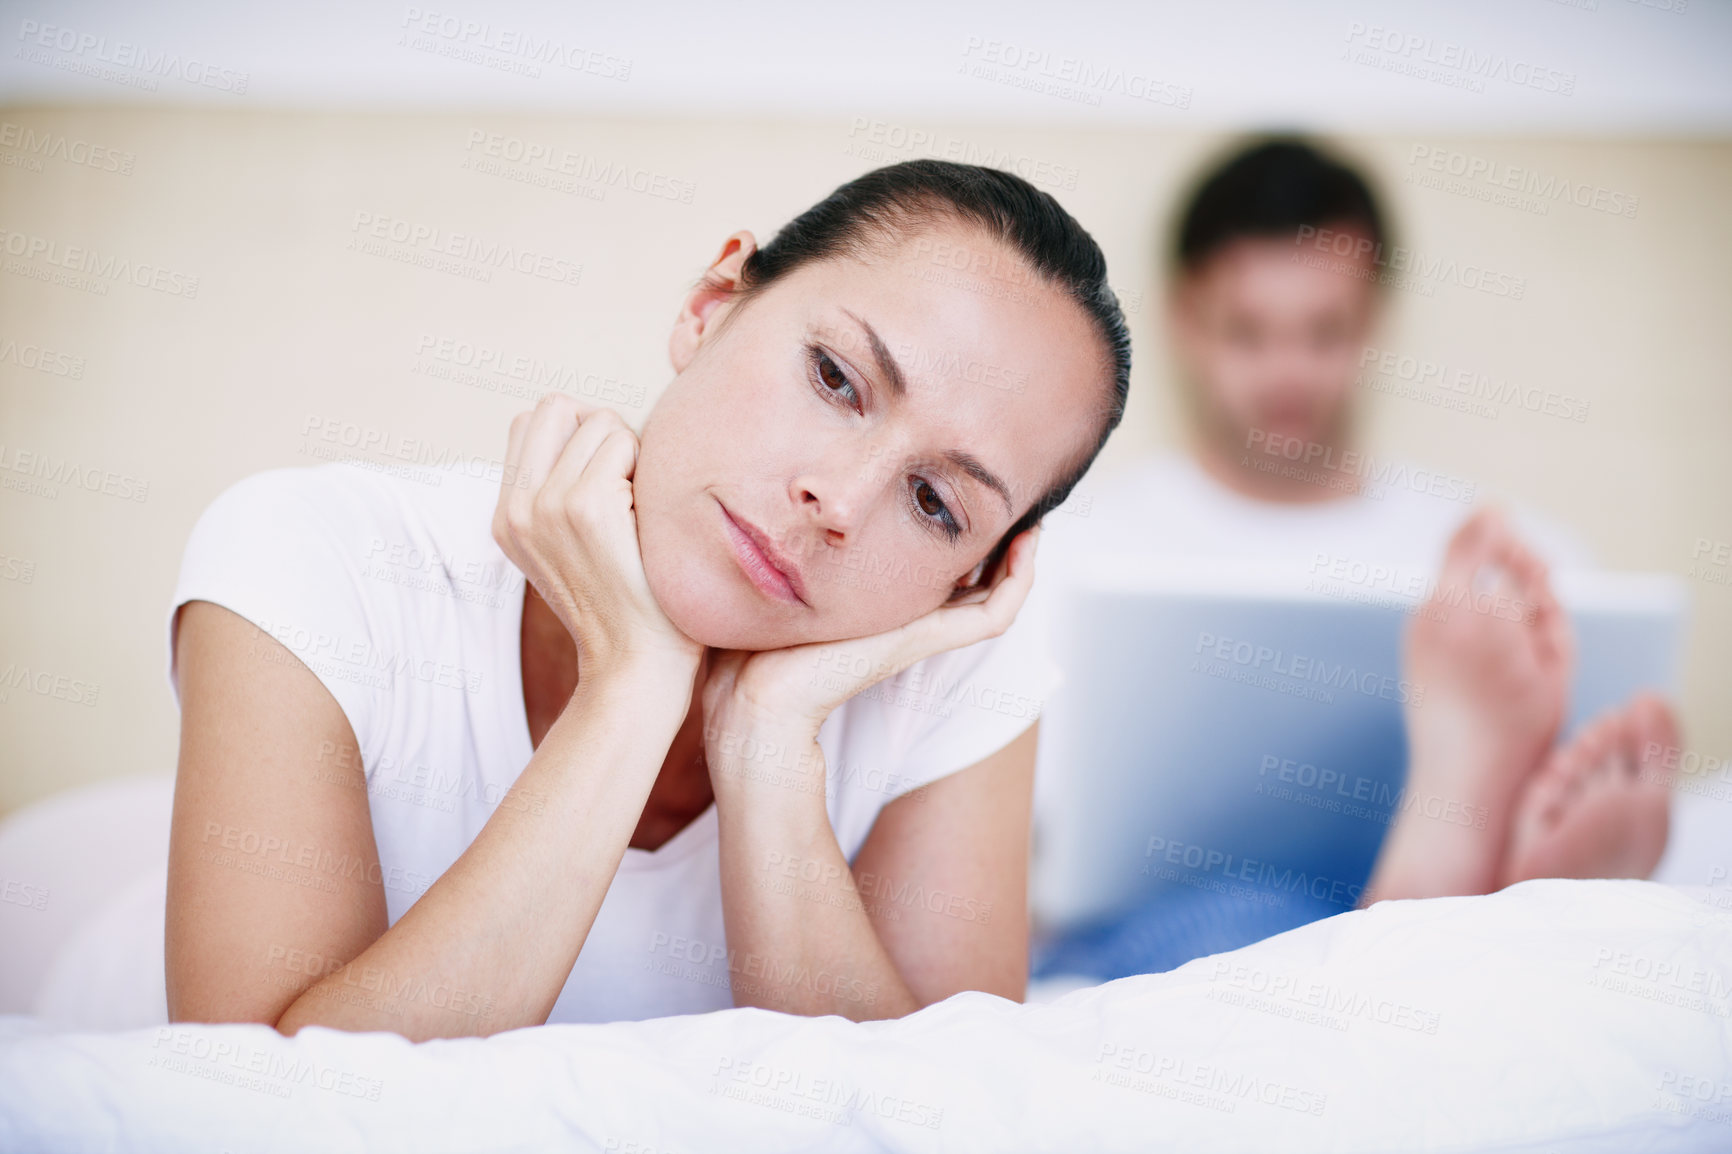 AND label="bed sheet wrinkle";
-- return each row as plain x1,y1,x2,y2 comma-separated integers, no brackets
0,880,1727,1153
